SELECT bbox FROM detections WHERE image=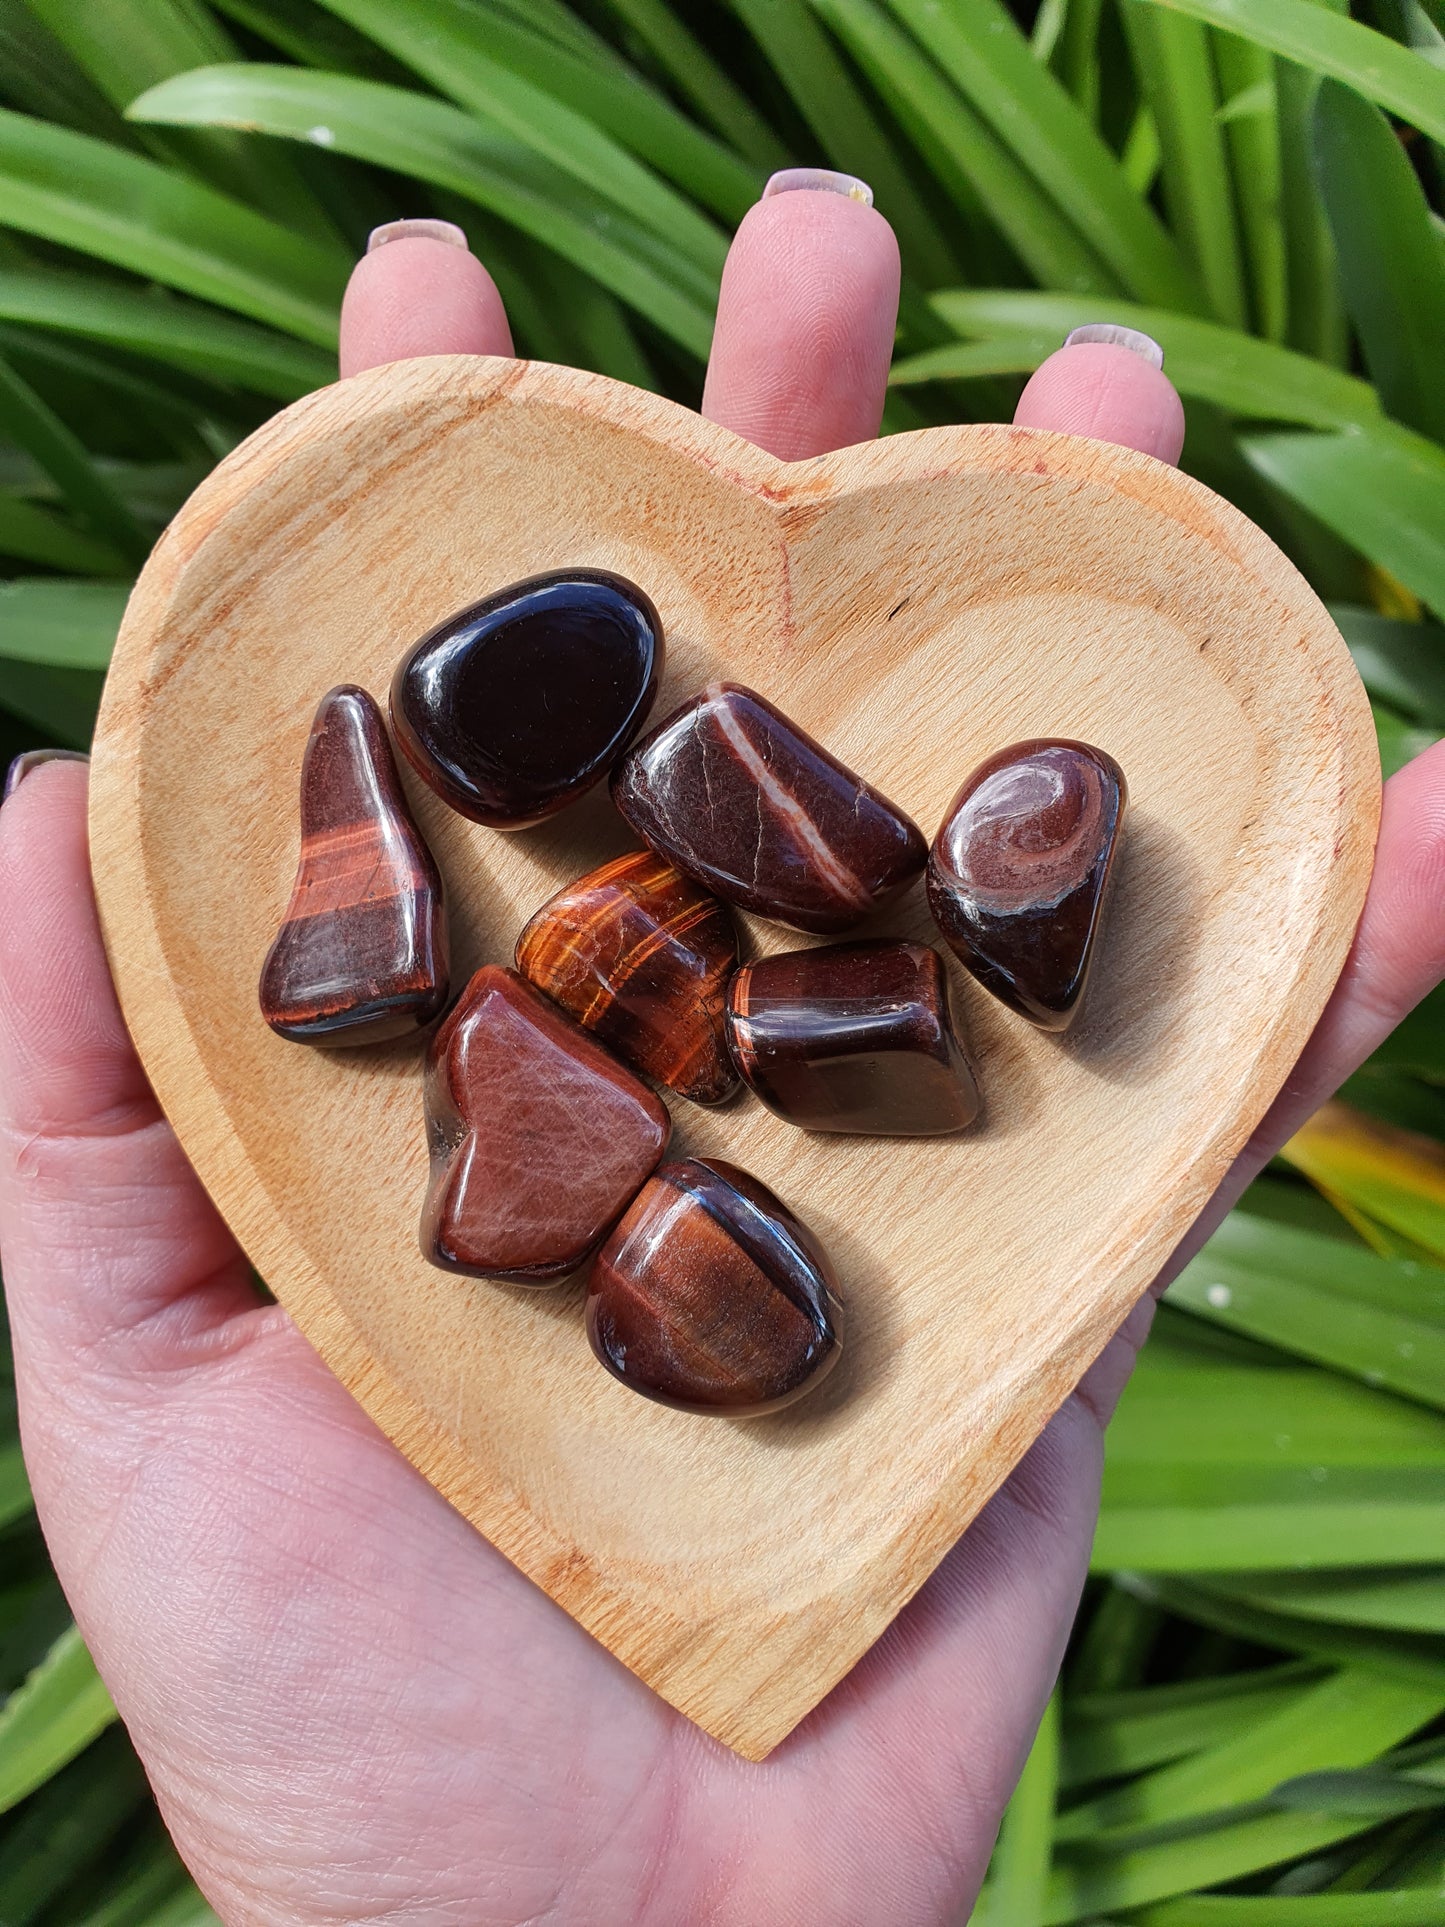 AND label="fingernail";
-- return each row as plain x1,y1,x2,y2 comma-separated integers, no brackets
762,168,874,207
367,218,469,254
1063,323,1165,370
3,748,88,804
